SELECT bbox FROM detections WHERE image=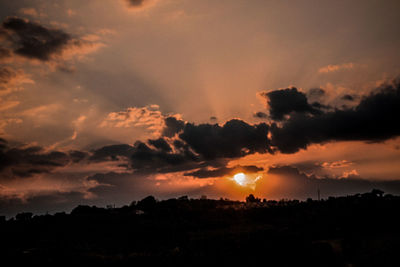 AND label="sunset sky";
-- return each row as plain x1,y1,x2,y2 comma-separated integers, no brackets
1,0,400,216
